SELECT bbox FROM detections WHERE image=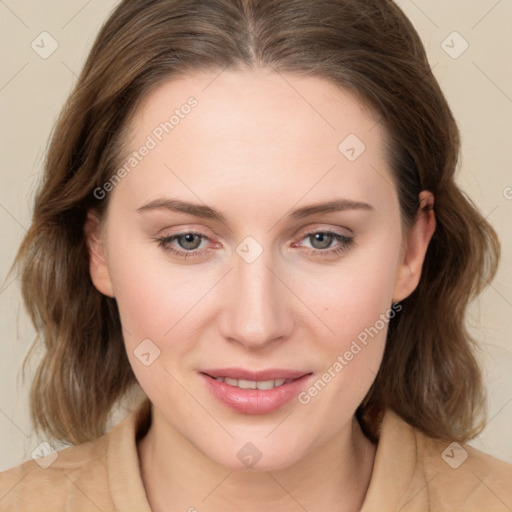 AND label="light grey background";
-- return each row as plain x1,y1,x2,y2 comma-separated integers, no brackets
1,0,511,471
